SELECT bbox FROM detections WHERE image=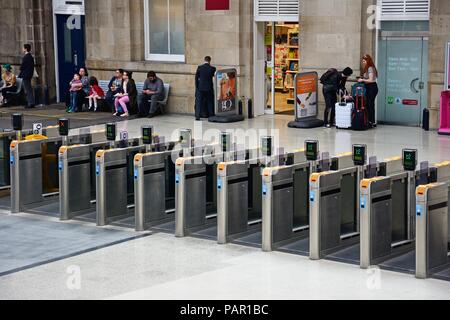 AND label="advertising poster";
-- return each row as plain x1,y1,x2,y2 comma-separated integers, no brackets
295,72,318,120
446,42,450,90
216,69,237,115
